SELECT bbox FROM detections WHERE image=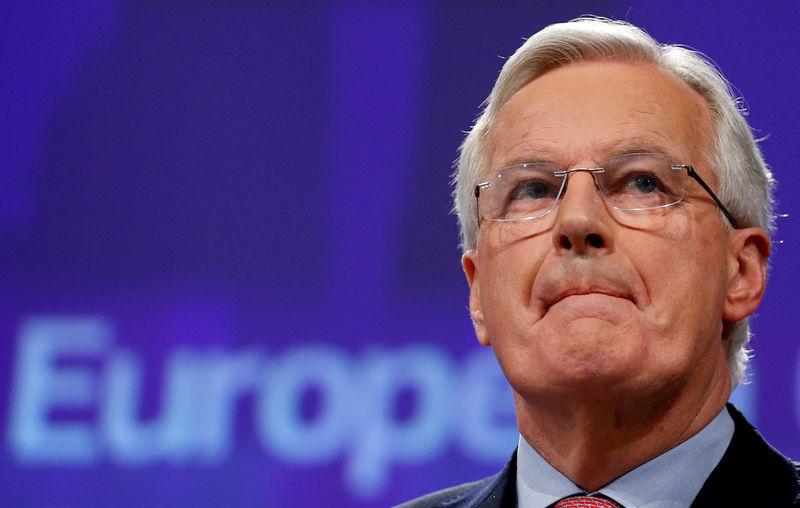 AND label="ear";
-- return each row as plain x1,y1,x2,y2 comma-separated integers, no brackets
462,250,491,346
723,227,771,322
